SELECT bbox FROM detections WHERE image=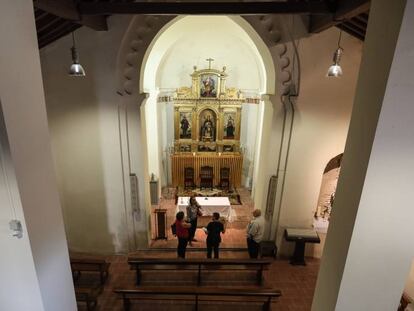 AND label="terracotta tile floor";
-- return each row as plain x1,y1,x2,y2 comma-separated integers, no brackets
76,251,320,311
76,188,319,310
151,188,254,248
